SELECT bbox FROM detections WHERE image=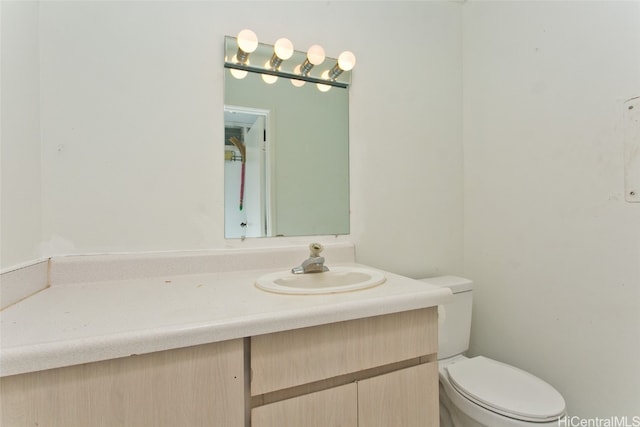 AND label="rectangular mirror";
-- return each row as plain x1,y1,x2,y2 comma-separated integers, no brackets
224,37,351,239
